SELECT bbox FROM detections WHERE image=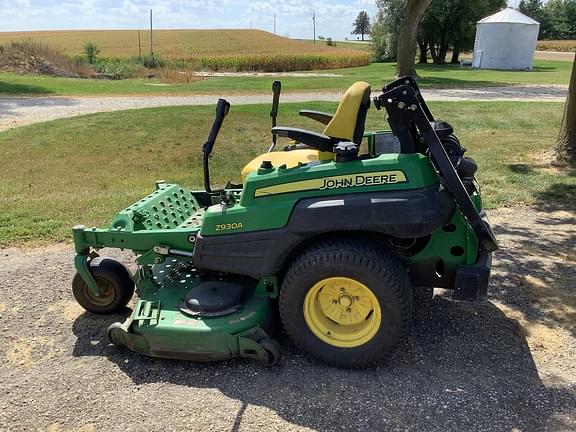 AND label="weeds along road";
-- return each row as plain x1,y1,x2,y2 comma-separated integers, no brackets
0,205,575,431
0,85,569,132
